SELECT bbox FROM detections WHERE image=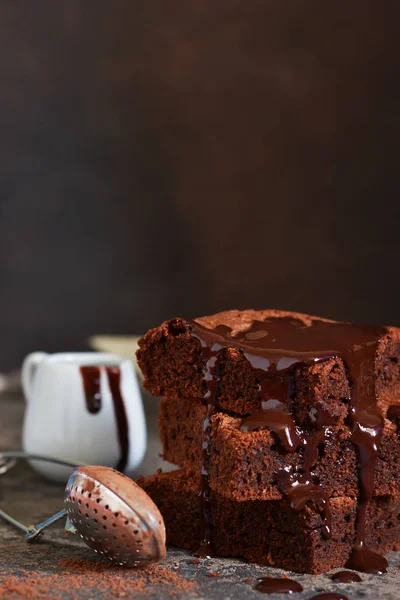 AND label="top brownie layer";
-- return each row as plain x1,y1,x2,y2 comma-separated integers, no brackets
137,309,400,420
